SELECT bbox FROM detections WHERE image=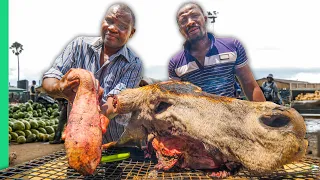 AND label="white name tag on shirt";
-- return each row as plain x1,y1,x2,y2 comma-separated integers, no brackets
204,52,237,66
219,54,230,60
